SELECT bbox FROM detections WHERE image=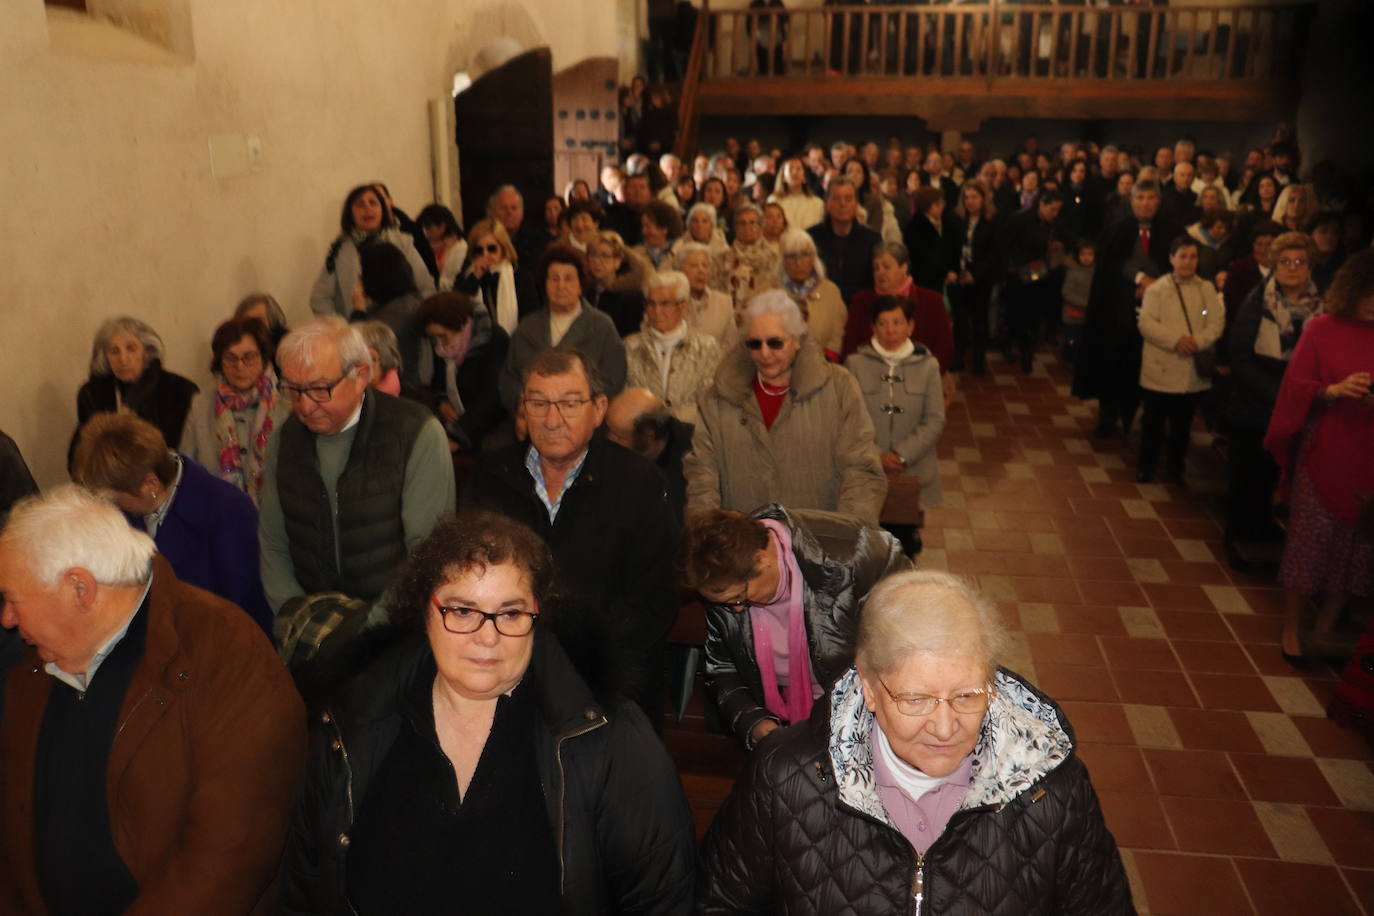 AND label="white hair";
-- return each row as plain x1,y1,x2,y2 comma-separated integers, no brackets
777,229,826,283
89,316,165,376
355,320,401,372
659,153,681,169
856,570,1010,680
687,202,718,225
3,485,155,587
741,289,808,339
674,241,711,266
645,269,690,302
277,316,370,376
